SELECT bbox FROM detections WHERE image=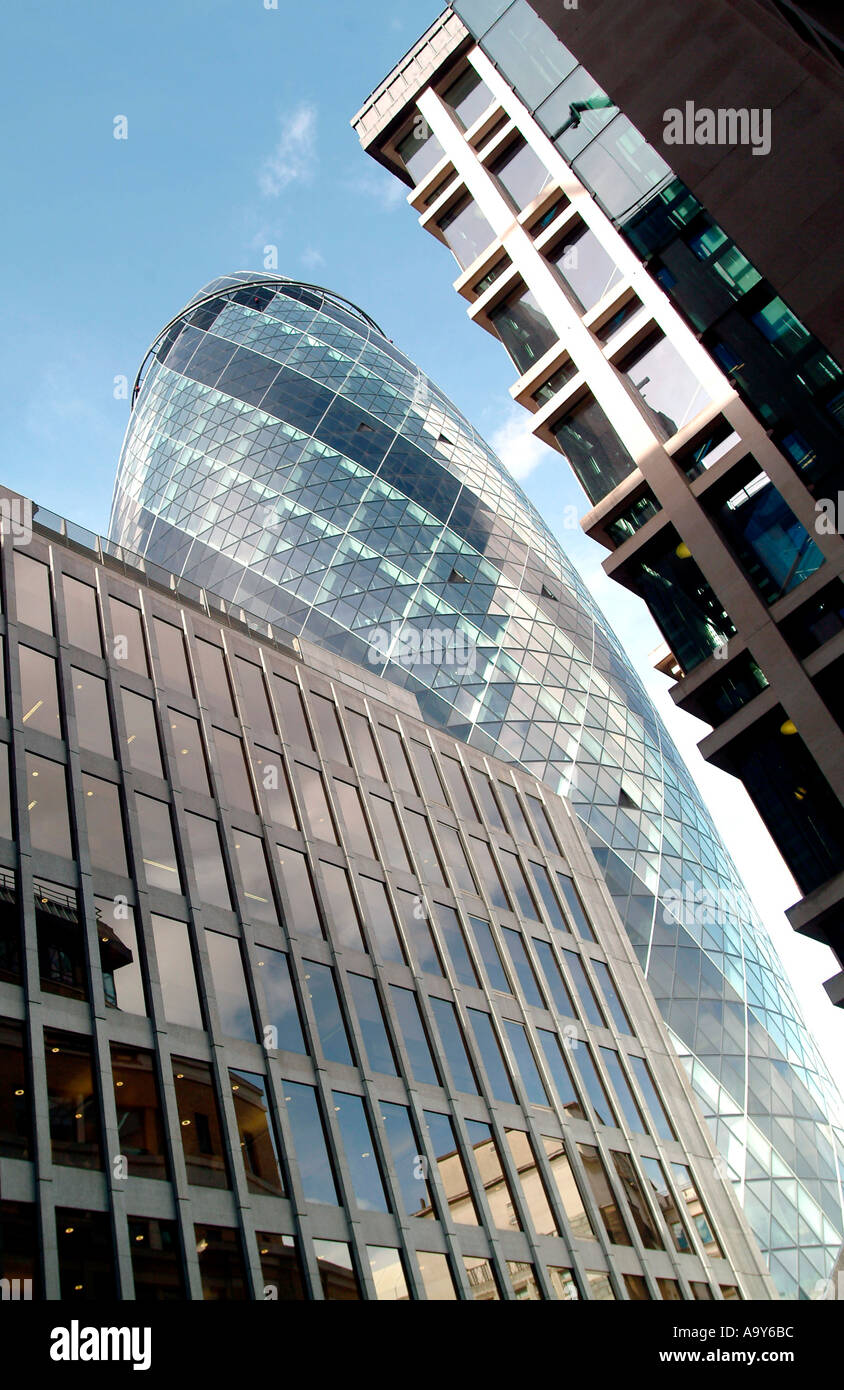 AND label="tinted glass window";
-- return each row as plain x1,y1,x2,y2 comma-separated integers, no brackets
283,1081,339,1205
169,711,210,795
273,676,313,748
135,794,181,893
121,690,162,777
19,646,61,738
332,1091,390,1212
214,729,256,813
359,876,405,964
72,670,113,757
45,1029,102,1169
153,618,193,696
277,847,323,937
467,1008,515,1103
381,1101,435,1220
234,657,274,733
151,915,203,1029
254,747,297,828
390,986,440,1086
230,1068,284,1195
184,813,231,909
109,597,148,675
14,552,53,633
345,710,382,780
430,998,479,1095
194,640,234,714
305,960,354,1066
257,949,307,1055
26,754,72,858
348,974,398,1076
233,830,278,924
63,575,101,654
82,774,127,875
297,764,338,844
334,780,375,859
96,895,146,1016
207,931,256,1041
111,1045,168,1180
172,1058,229,1188
311,695,350,764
